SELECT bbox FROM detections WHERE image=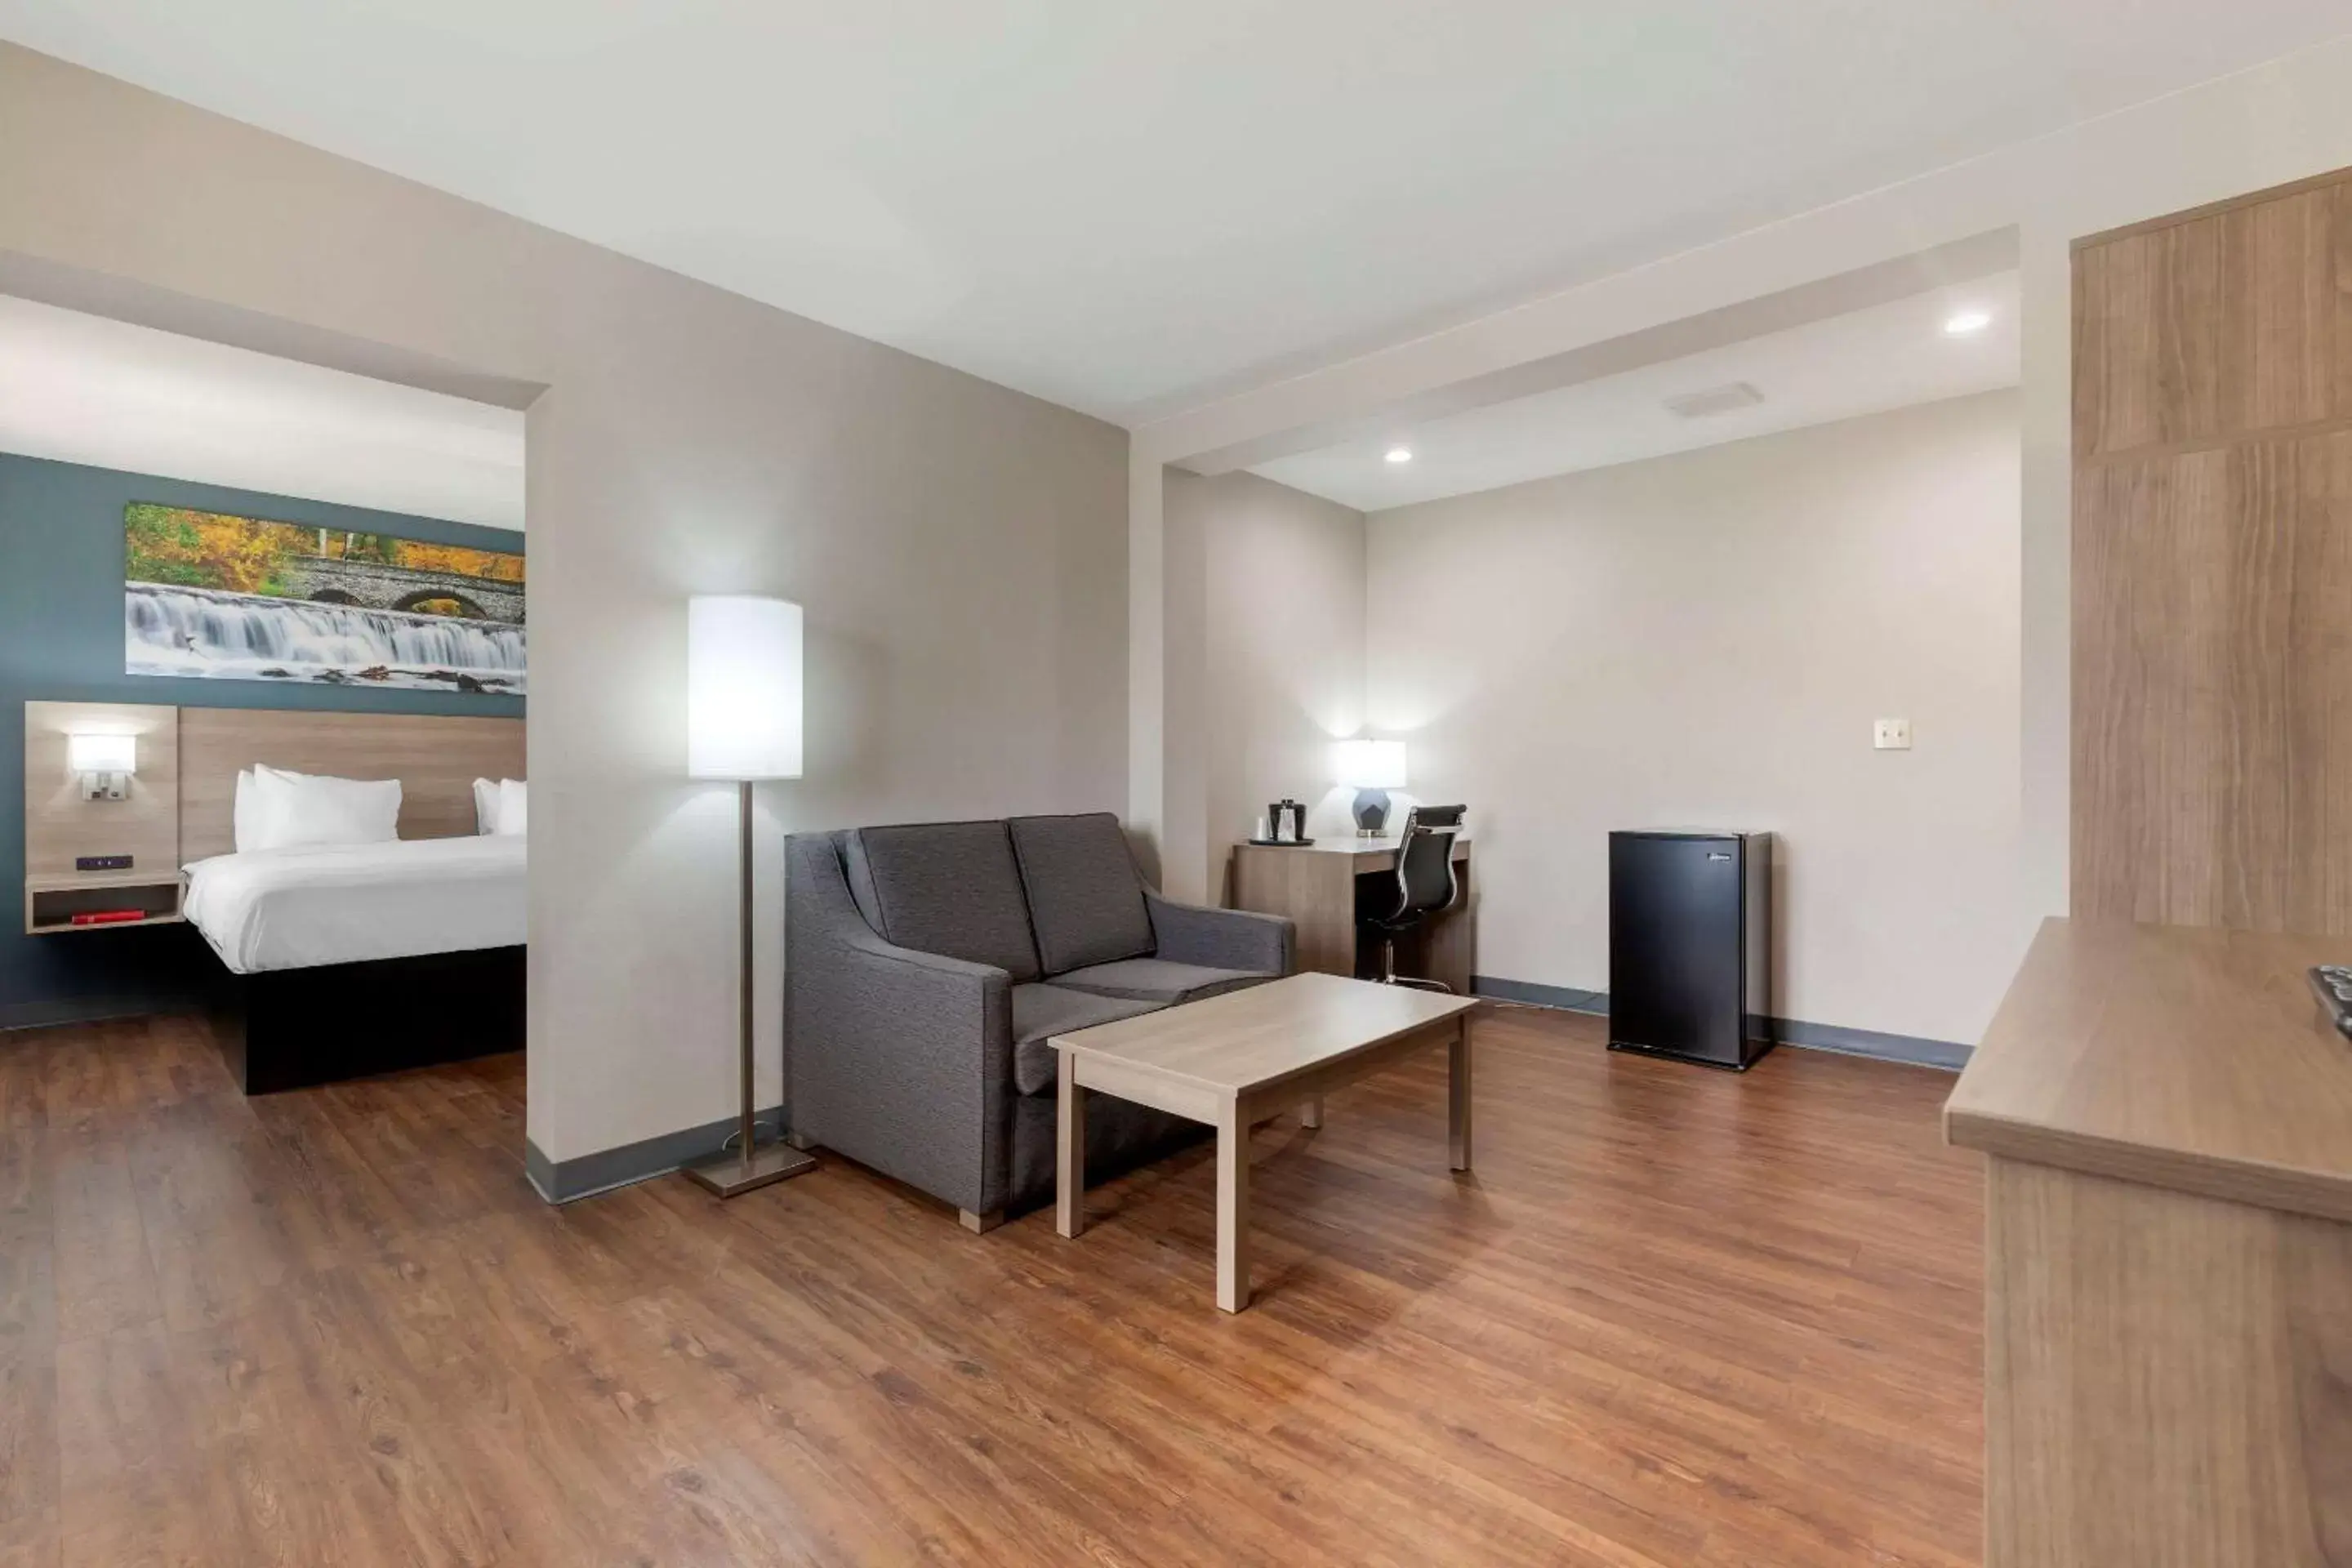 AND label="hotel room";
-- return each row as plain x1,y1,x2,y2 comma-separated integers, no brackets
2,9,2350,1564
